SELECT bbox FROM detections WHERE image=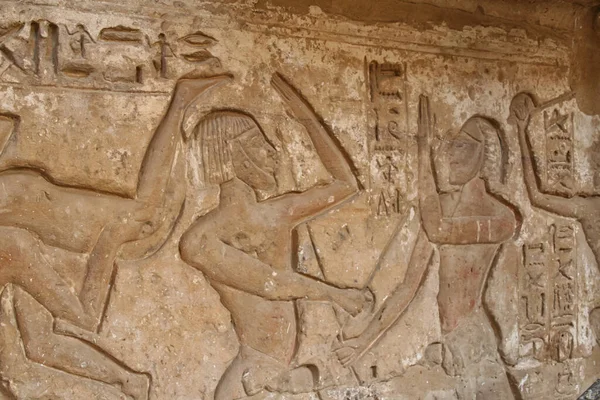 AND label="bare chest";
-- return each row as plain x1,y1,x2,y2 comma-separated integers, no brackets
217,204,293,270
